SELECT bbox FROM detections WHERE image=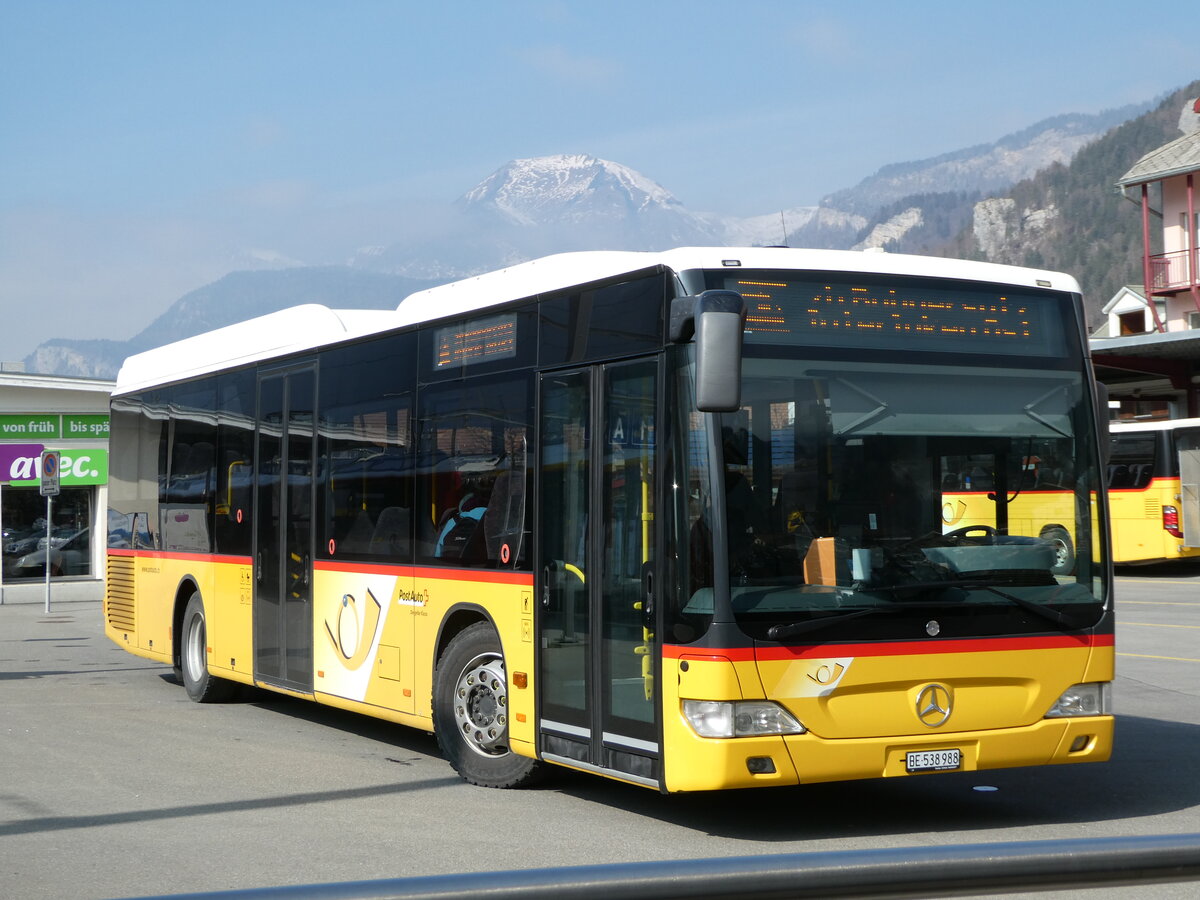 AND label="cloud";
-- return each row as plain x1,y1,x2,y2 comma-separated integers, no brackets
515,45,620,89
244,116,287,149
222,179,315,212
784,16,856,64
